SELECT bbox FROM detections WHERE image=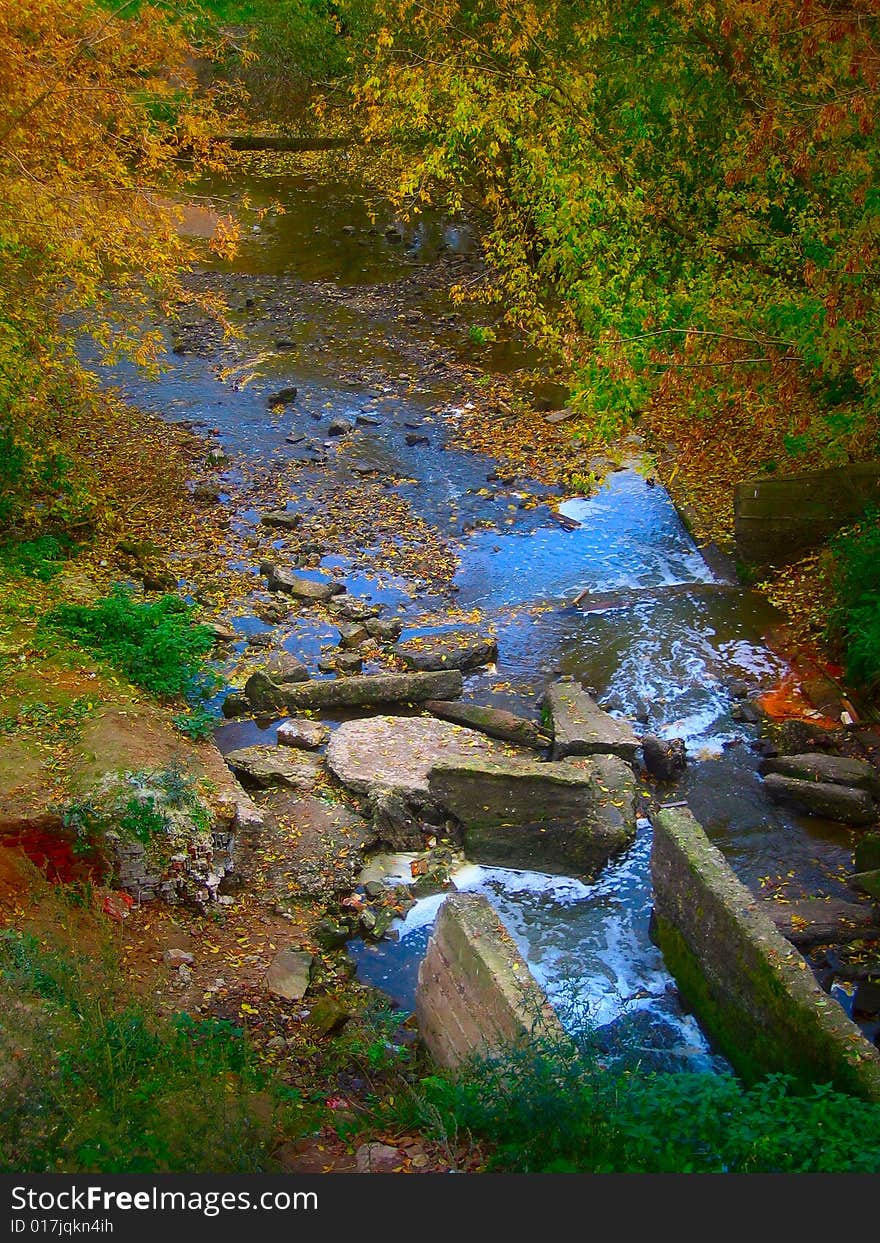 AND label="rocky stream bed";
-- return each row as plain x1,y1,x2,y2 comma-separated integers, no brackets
96,158,880,1069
